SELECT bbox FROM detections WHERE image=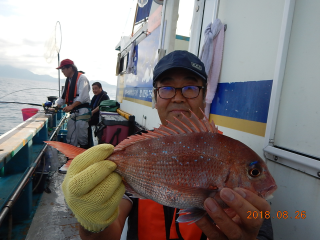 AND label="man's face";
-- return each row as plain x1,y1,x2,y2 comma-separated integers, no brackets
92,85,102,95
61,66,73,78
155,68,206,125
